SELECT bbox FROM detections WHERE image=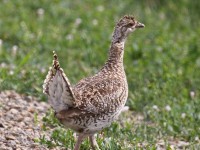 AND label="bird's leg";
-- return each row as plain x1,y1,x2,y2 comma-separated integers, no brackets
74,134,86,150
89,134,100,150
